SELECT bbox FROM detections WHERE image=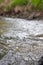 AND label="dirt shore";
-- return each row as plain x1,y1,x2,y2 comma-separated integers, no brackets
0,2,43,20
0,9,43,20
